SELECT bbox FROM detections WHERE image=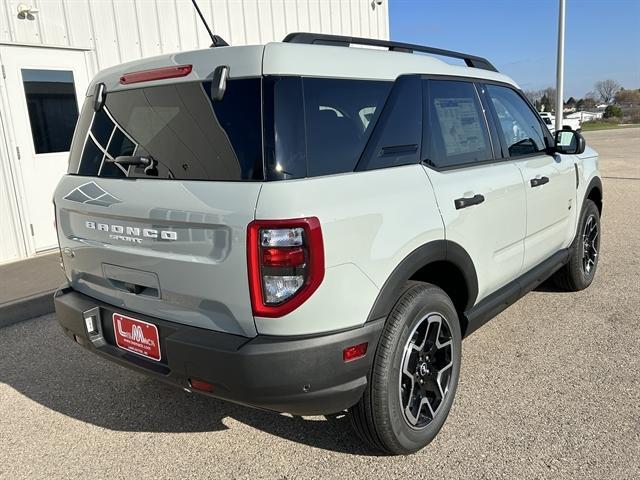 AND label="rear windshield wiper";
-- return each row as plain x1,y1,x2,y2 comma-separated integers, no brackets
108,155,154,167
106,155,160,177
